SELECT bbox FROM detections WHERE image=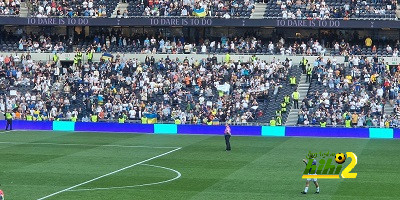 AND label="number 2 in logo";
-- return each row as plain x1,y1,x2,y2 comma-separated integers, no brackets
341,152,357,178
